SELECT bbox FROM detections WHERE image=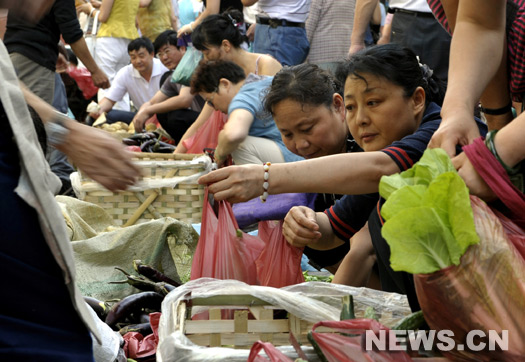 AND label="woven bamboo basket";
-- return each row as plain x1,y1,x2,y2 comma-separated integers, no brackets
71,153,211,226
